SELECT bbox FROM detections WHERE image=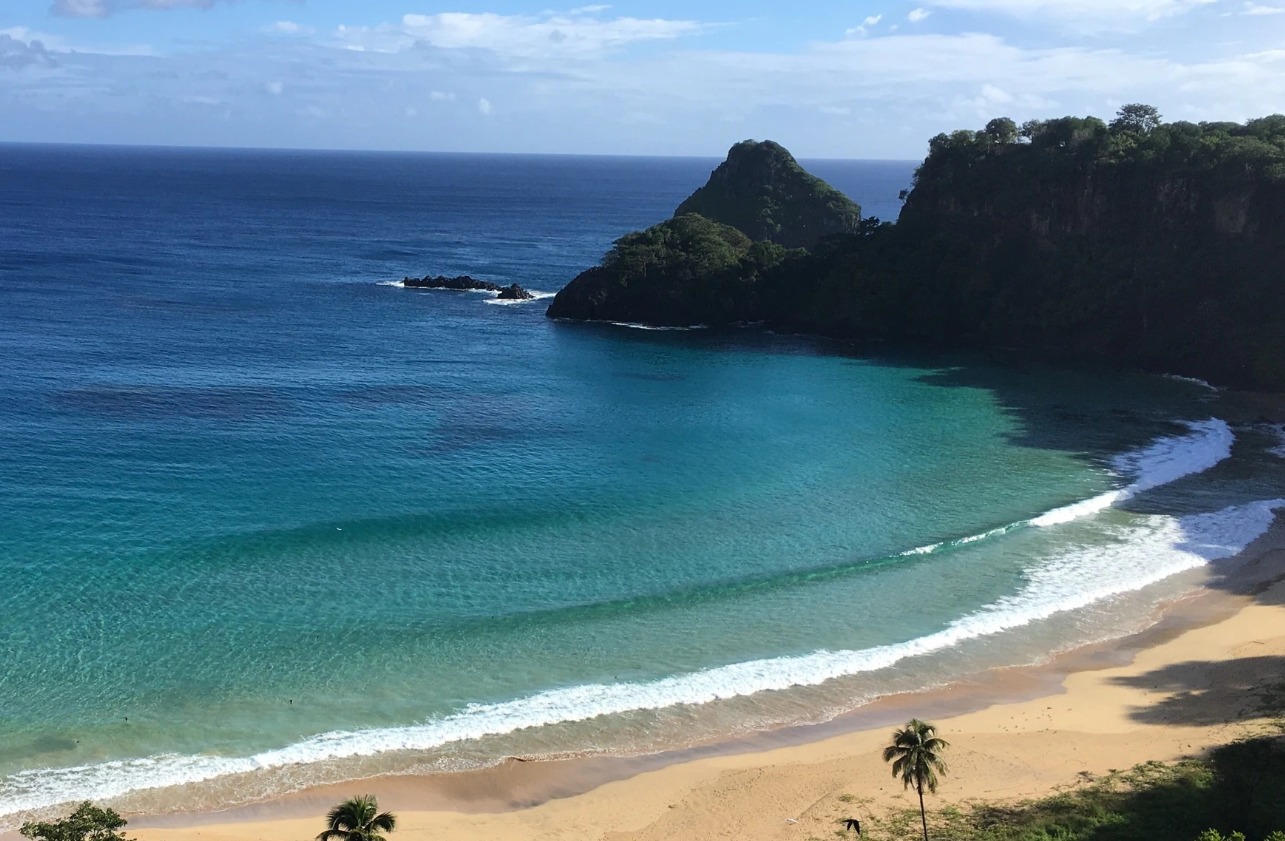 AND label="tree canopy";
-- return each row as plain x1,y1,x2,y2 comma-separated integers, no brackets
316,795,397,841
884,719,950,841
20,803,130,841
